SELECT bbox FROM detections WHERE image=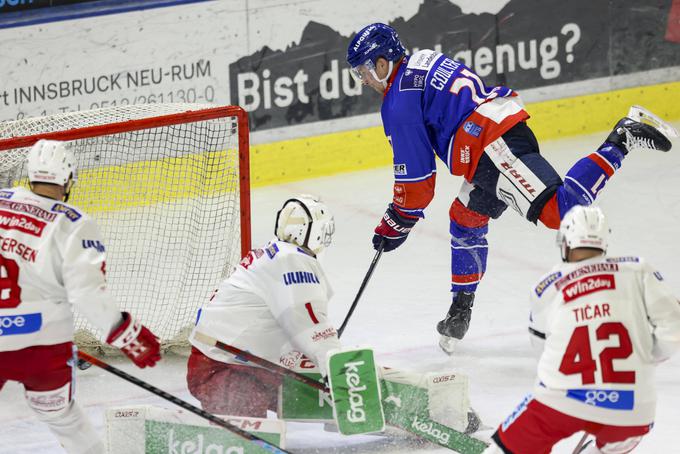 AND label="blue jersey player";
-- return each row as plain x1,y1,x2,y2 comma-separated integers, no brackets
346,23,676,354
